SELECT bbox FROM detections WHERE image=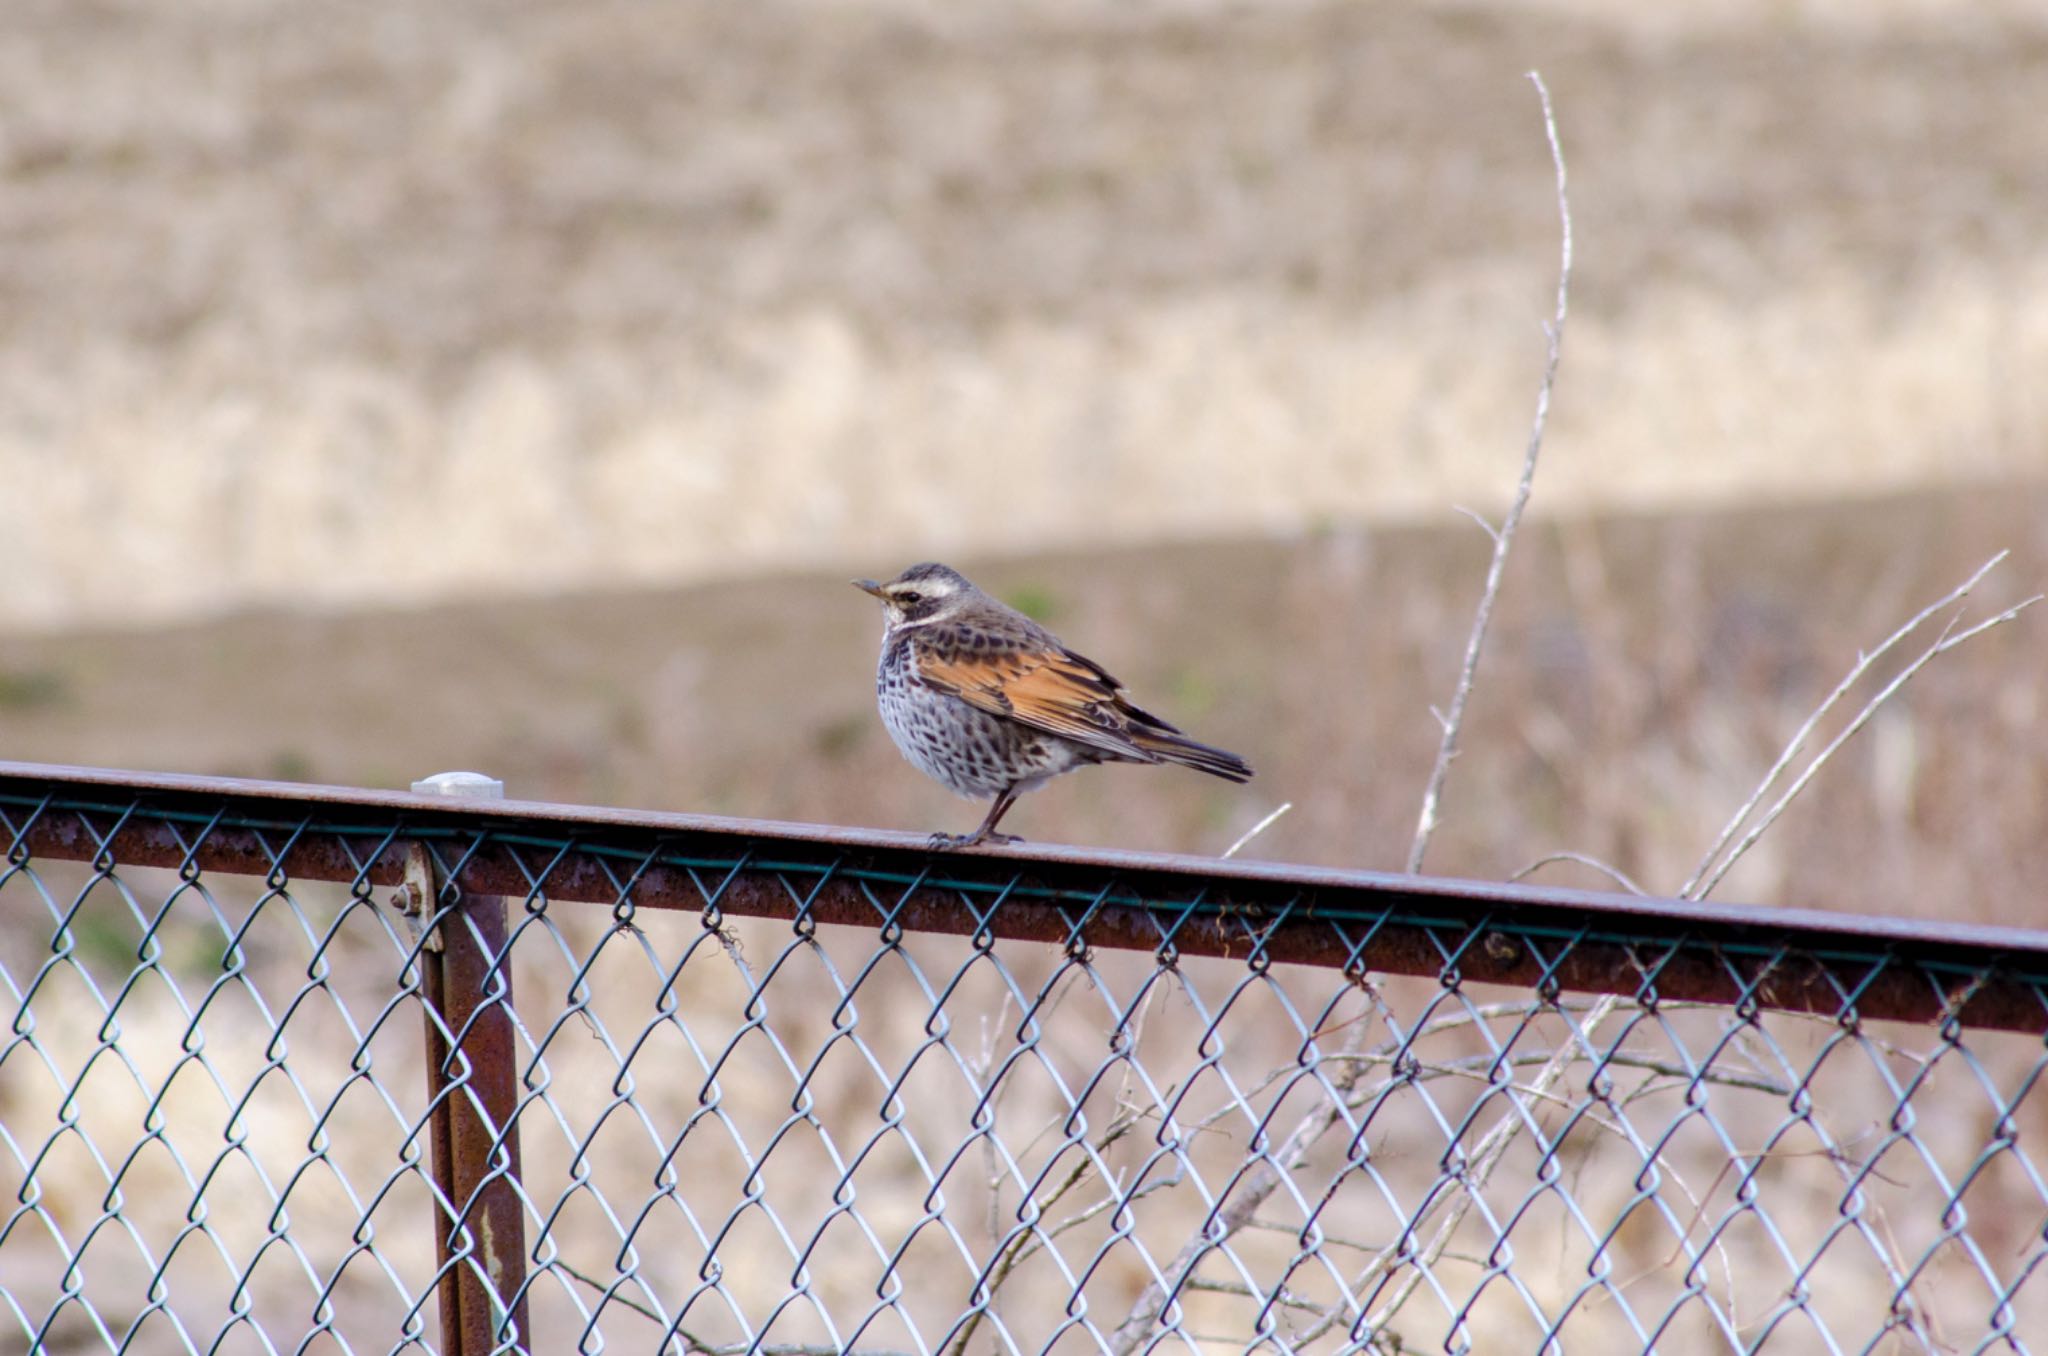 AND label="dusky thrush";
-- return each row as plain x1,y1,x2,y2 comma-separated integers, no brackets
854,563,1252,847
